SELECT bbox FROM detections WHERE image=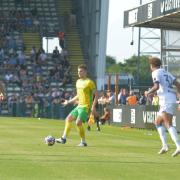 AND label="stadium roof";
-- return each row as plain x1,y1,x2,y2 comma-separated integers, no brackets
124,0,180,30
